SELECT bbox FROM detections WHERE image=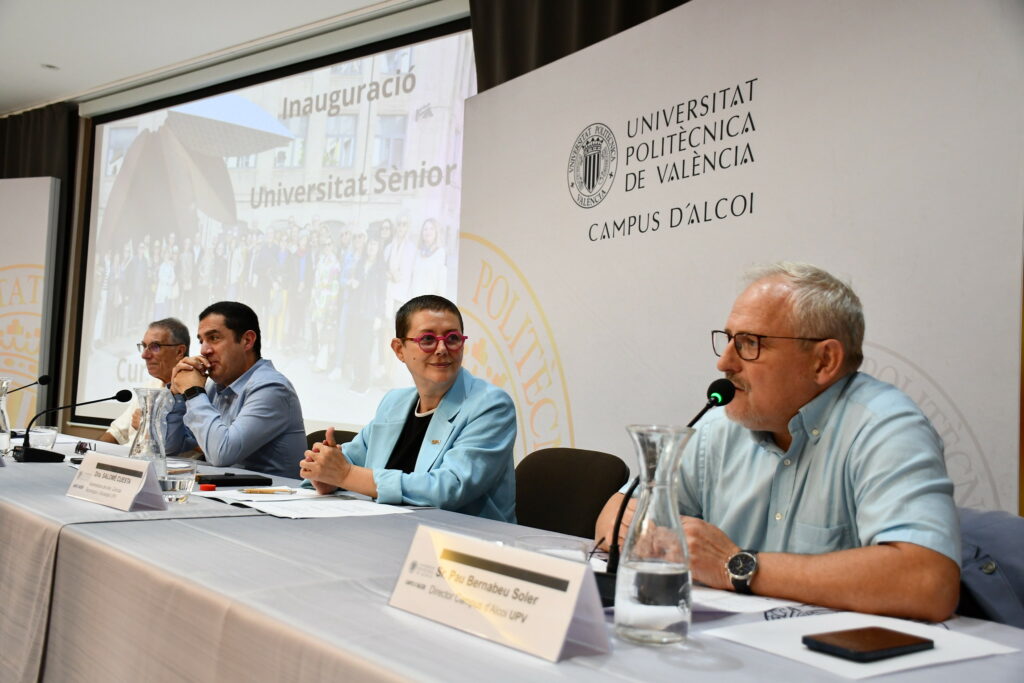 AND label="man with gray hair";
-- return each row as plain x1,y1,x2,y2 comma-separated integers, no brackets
597,262,960,622
101,318,189,444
